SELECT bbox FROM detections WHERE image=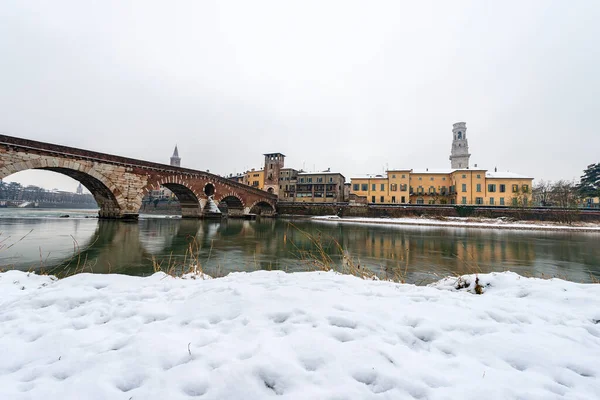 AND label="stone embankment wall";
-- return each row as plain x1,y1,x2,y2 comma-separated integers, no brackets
277,203,600,223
